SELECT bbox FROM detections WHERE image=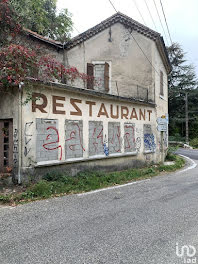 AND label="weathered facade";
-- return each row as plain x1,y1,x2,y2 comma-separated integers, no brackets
0,13,171,183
